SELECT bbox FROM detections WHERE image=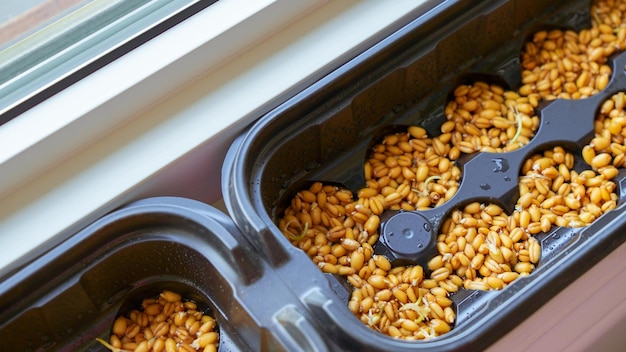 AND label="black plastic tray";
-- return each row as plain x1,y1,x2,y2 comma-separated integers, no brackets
0,197,332,351
222,0,626,351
